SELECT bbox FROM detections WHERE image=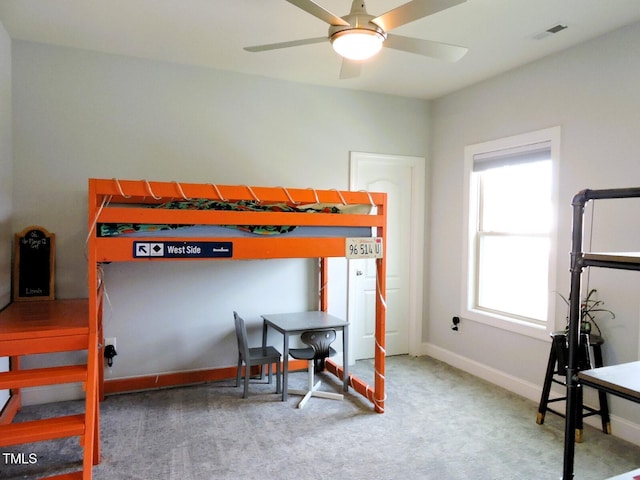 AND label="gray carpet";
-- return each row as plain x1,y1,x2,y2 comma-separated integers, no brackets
2,355,640,479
